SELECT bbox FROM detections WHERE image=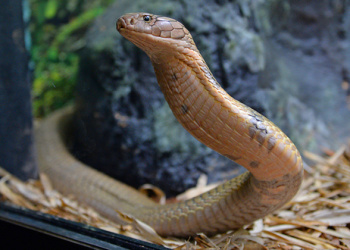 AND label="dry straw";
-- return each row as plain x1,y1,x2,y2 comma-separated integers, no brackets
1,141,350,249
